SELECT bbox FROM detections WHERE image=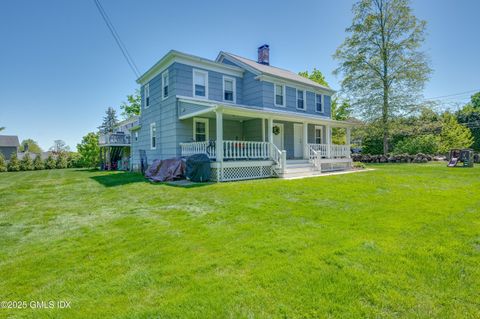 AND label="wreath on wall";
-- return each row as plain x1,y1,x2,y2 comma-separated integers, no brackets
272,125,280,135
